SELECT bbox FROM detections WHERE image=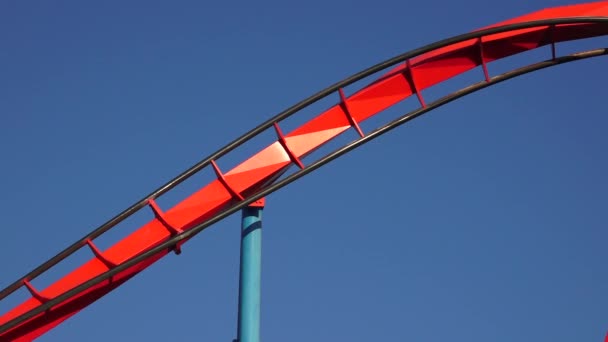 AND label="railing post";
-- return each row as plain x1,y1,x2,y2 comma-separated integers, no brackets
235,198,264,342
